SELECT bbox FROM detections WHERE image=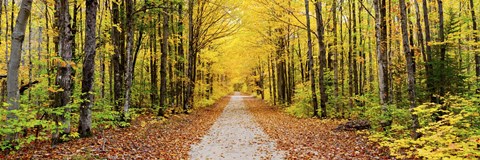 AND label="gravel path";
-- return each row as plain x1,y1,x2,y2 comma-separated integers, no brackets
190,93,285,160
